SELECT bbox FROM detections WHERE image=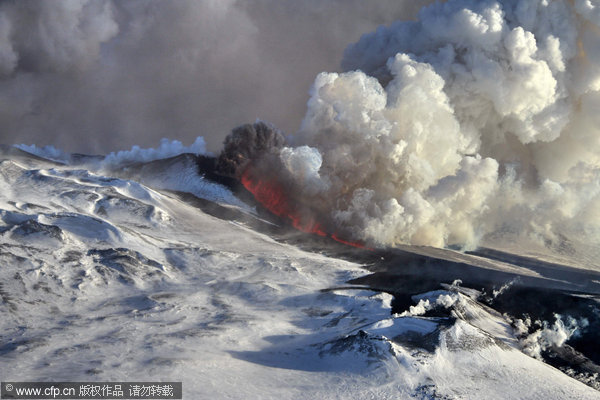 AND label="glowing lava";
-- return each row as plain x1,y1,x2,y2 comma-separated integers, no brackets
241,168,368,248
240,168,326,235
330,233,369,249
